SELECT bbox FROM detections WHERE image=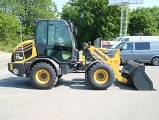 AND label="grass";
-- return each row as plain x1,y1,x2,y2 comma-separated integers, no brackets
0,45,14,53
